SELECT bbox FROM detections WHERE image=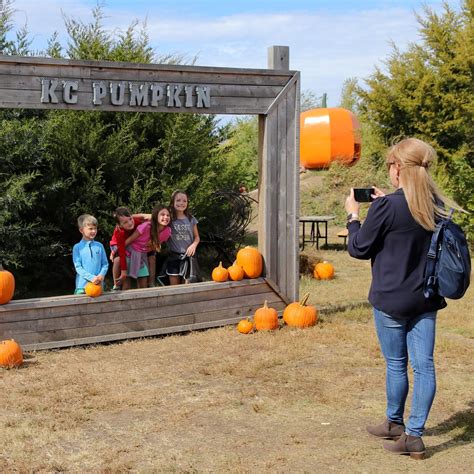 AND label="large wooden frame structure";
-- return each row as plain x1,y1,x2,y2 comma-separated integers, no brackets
0,47,300,350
